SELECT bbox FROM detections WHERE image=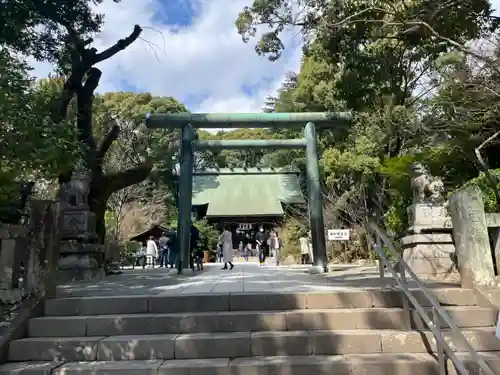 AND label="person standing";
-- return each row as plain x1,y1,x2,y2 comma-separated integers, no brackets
255,227,268,266
217,242,223,263
299,235,310,264
133,243,146,269
307,230,314,264
242,233,250,261
271,230,283,266
158,232,169,268
238,240,244,258
166,229,177,268
146,236,158,268
220,225,234,270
